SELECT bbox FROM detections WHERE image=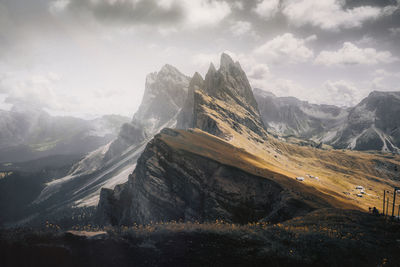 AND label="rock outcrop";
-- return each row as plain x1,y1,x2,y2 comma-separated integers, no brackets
104,64,190,162
327,91,400,152
98,129,332,225
176,72,204,129
177,53,267,143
